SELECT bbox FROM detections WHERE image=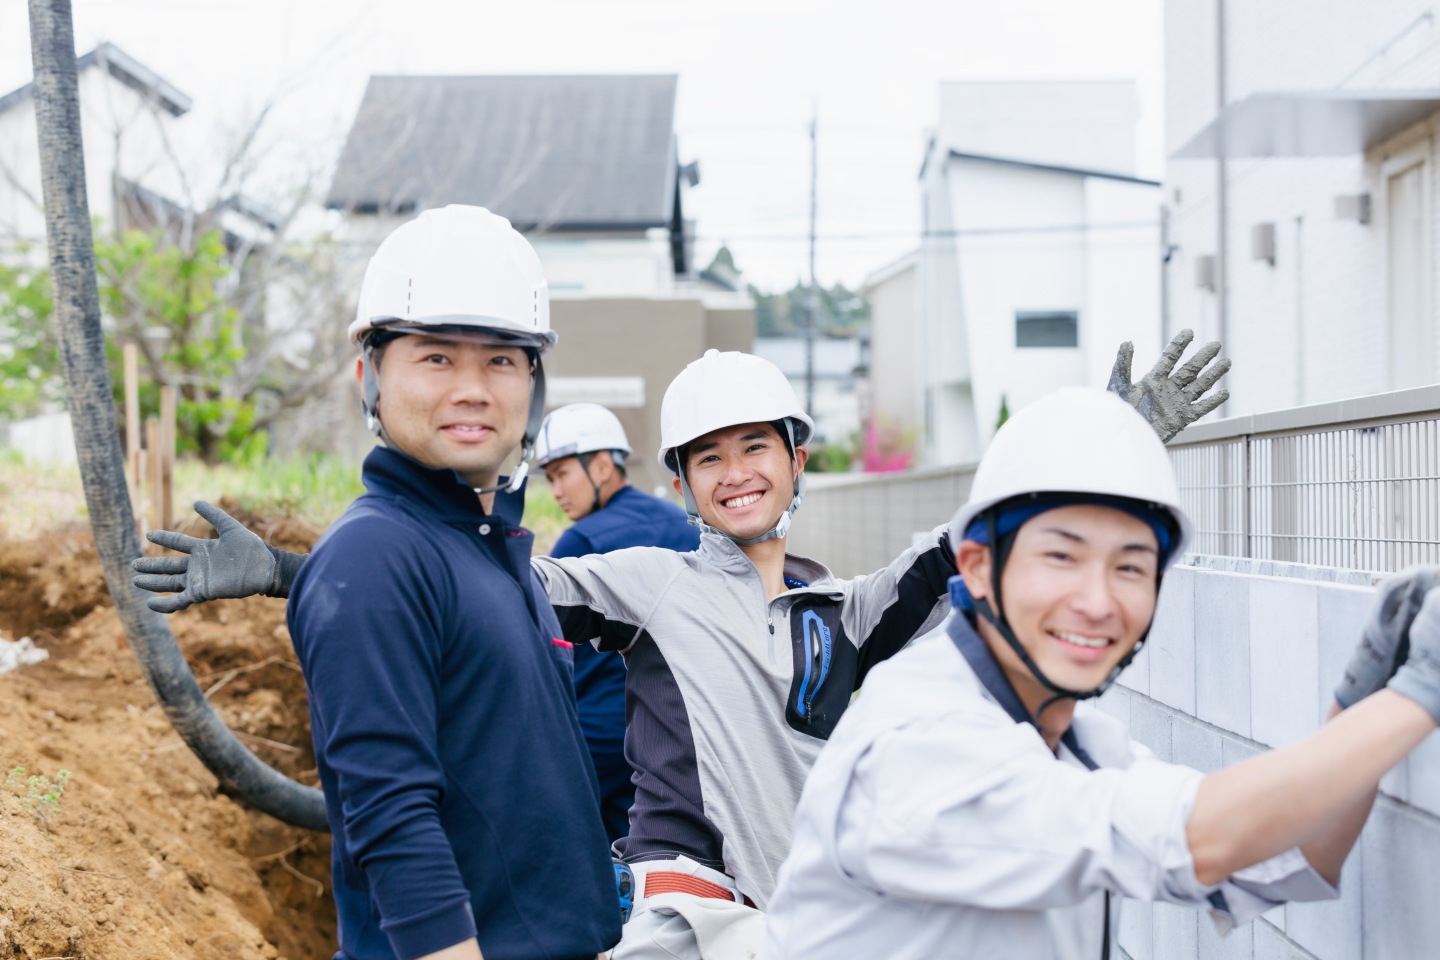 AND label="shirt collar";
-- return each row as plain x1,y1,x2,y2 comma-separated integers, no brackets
945,578,1100,769
694,532,841,595
361,445,526,527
